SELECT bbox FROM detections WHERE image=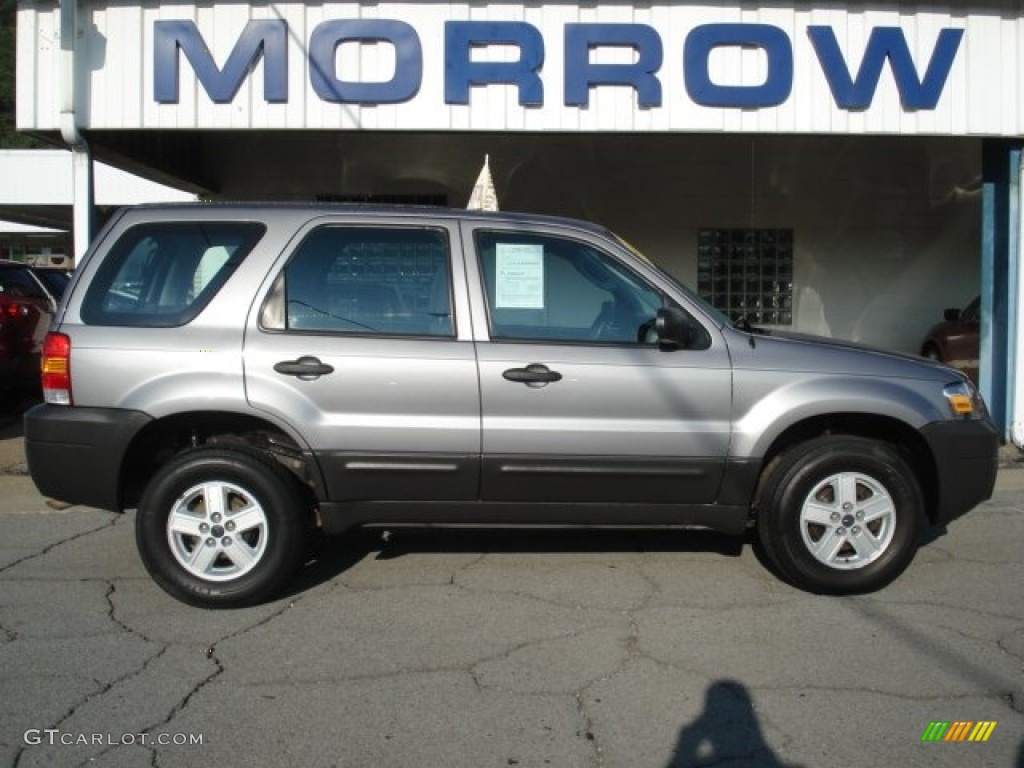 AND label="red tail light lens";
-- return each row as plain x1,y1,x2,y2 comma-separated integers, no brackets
41,332,72,405
0,296,30,319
